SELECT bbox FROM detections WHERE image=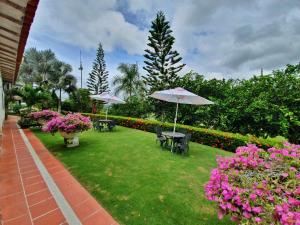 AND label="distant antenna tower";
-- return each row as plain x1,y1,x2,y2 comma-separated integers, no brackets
260,68,263,76
79,50,83,88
